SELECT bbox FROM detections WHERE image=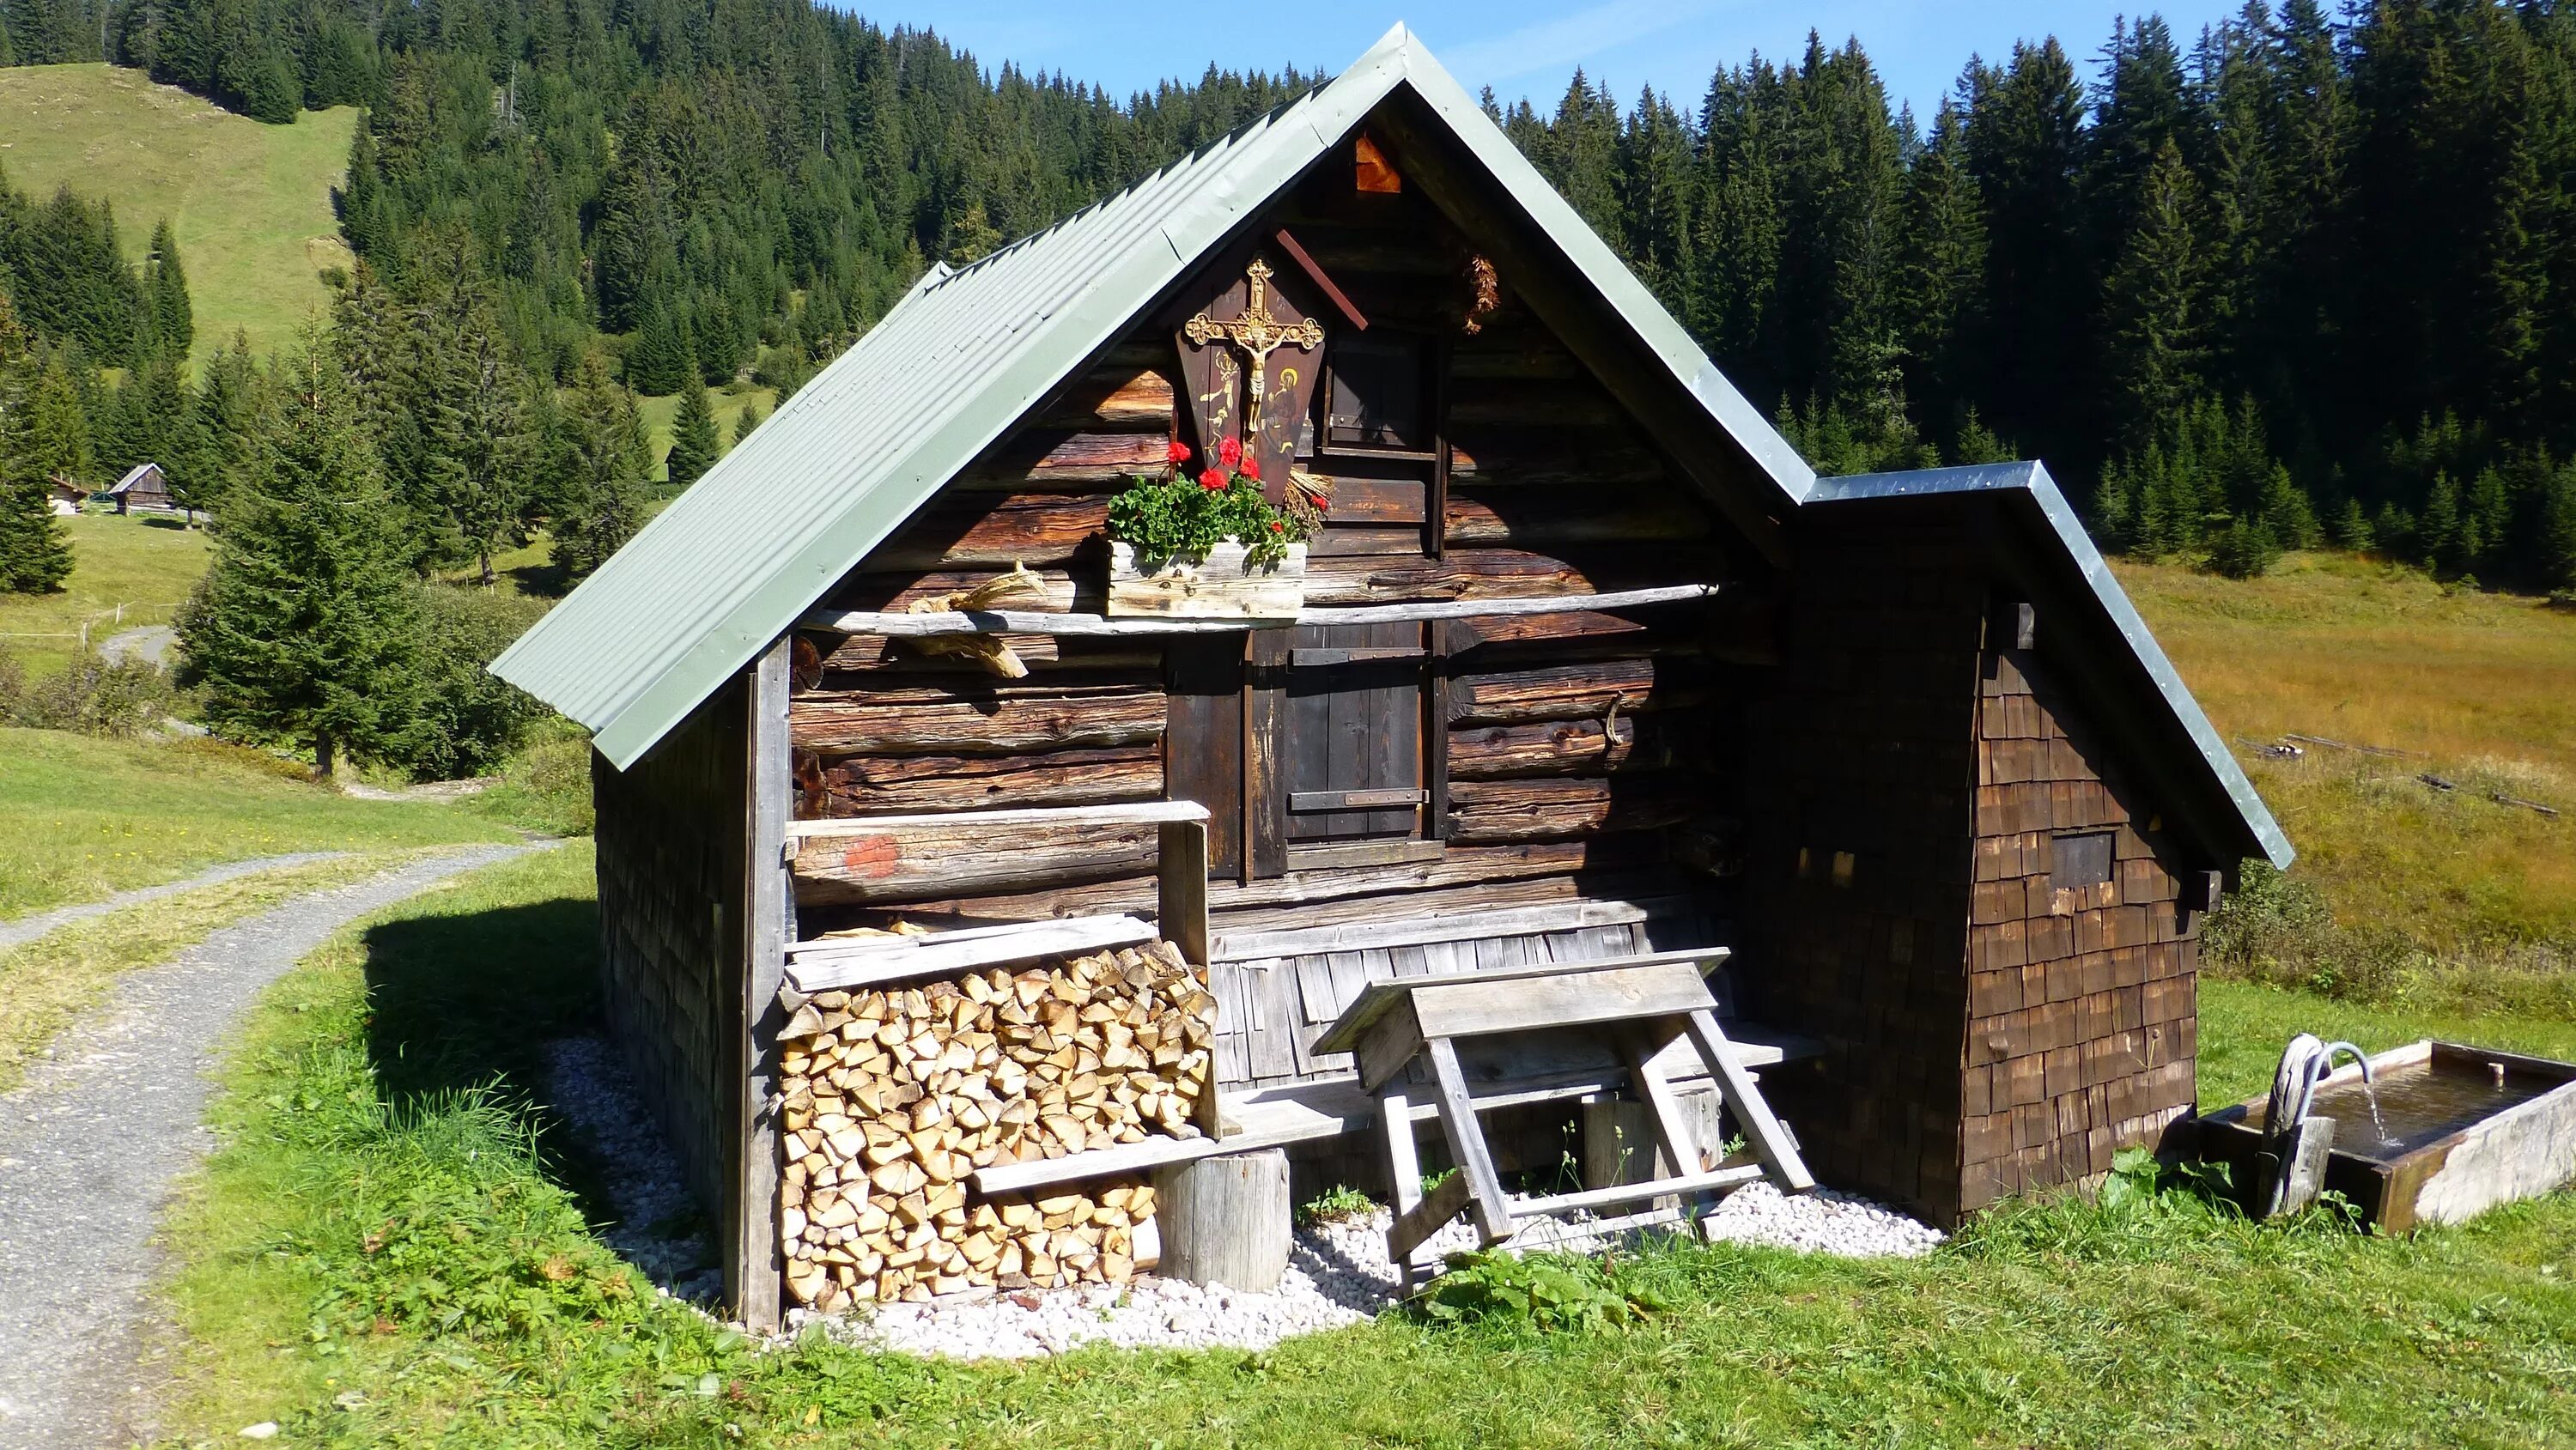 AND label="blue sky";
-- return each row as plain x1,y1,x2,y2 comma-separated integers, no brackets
855,1,2254,120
